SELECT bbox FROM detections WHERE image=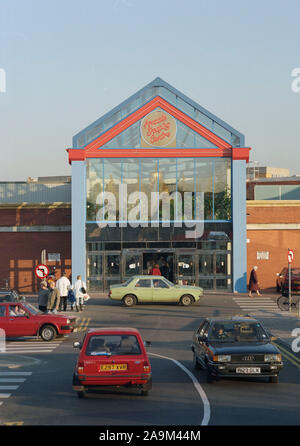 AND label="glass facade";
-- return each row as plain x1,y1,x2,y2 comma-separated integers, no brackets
86,157,232,291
